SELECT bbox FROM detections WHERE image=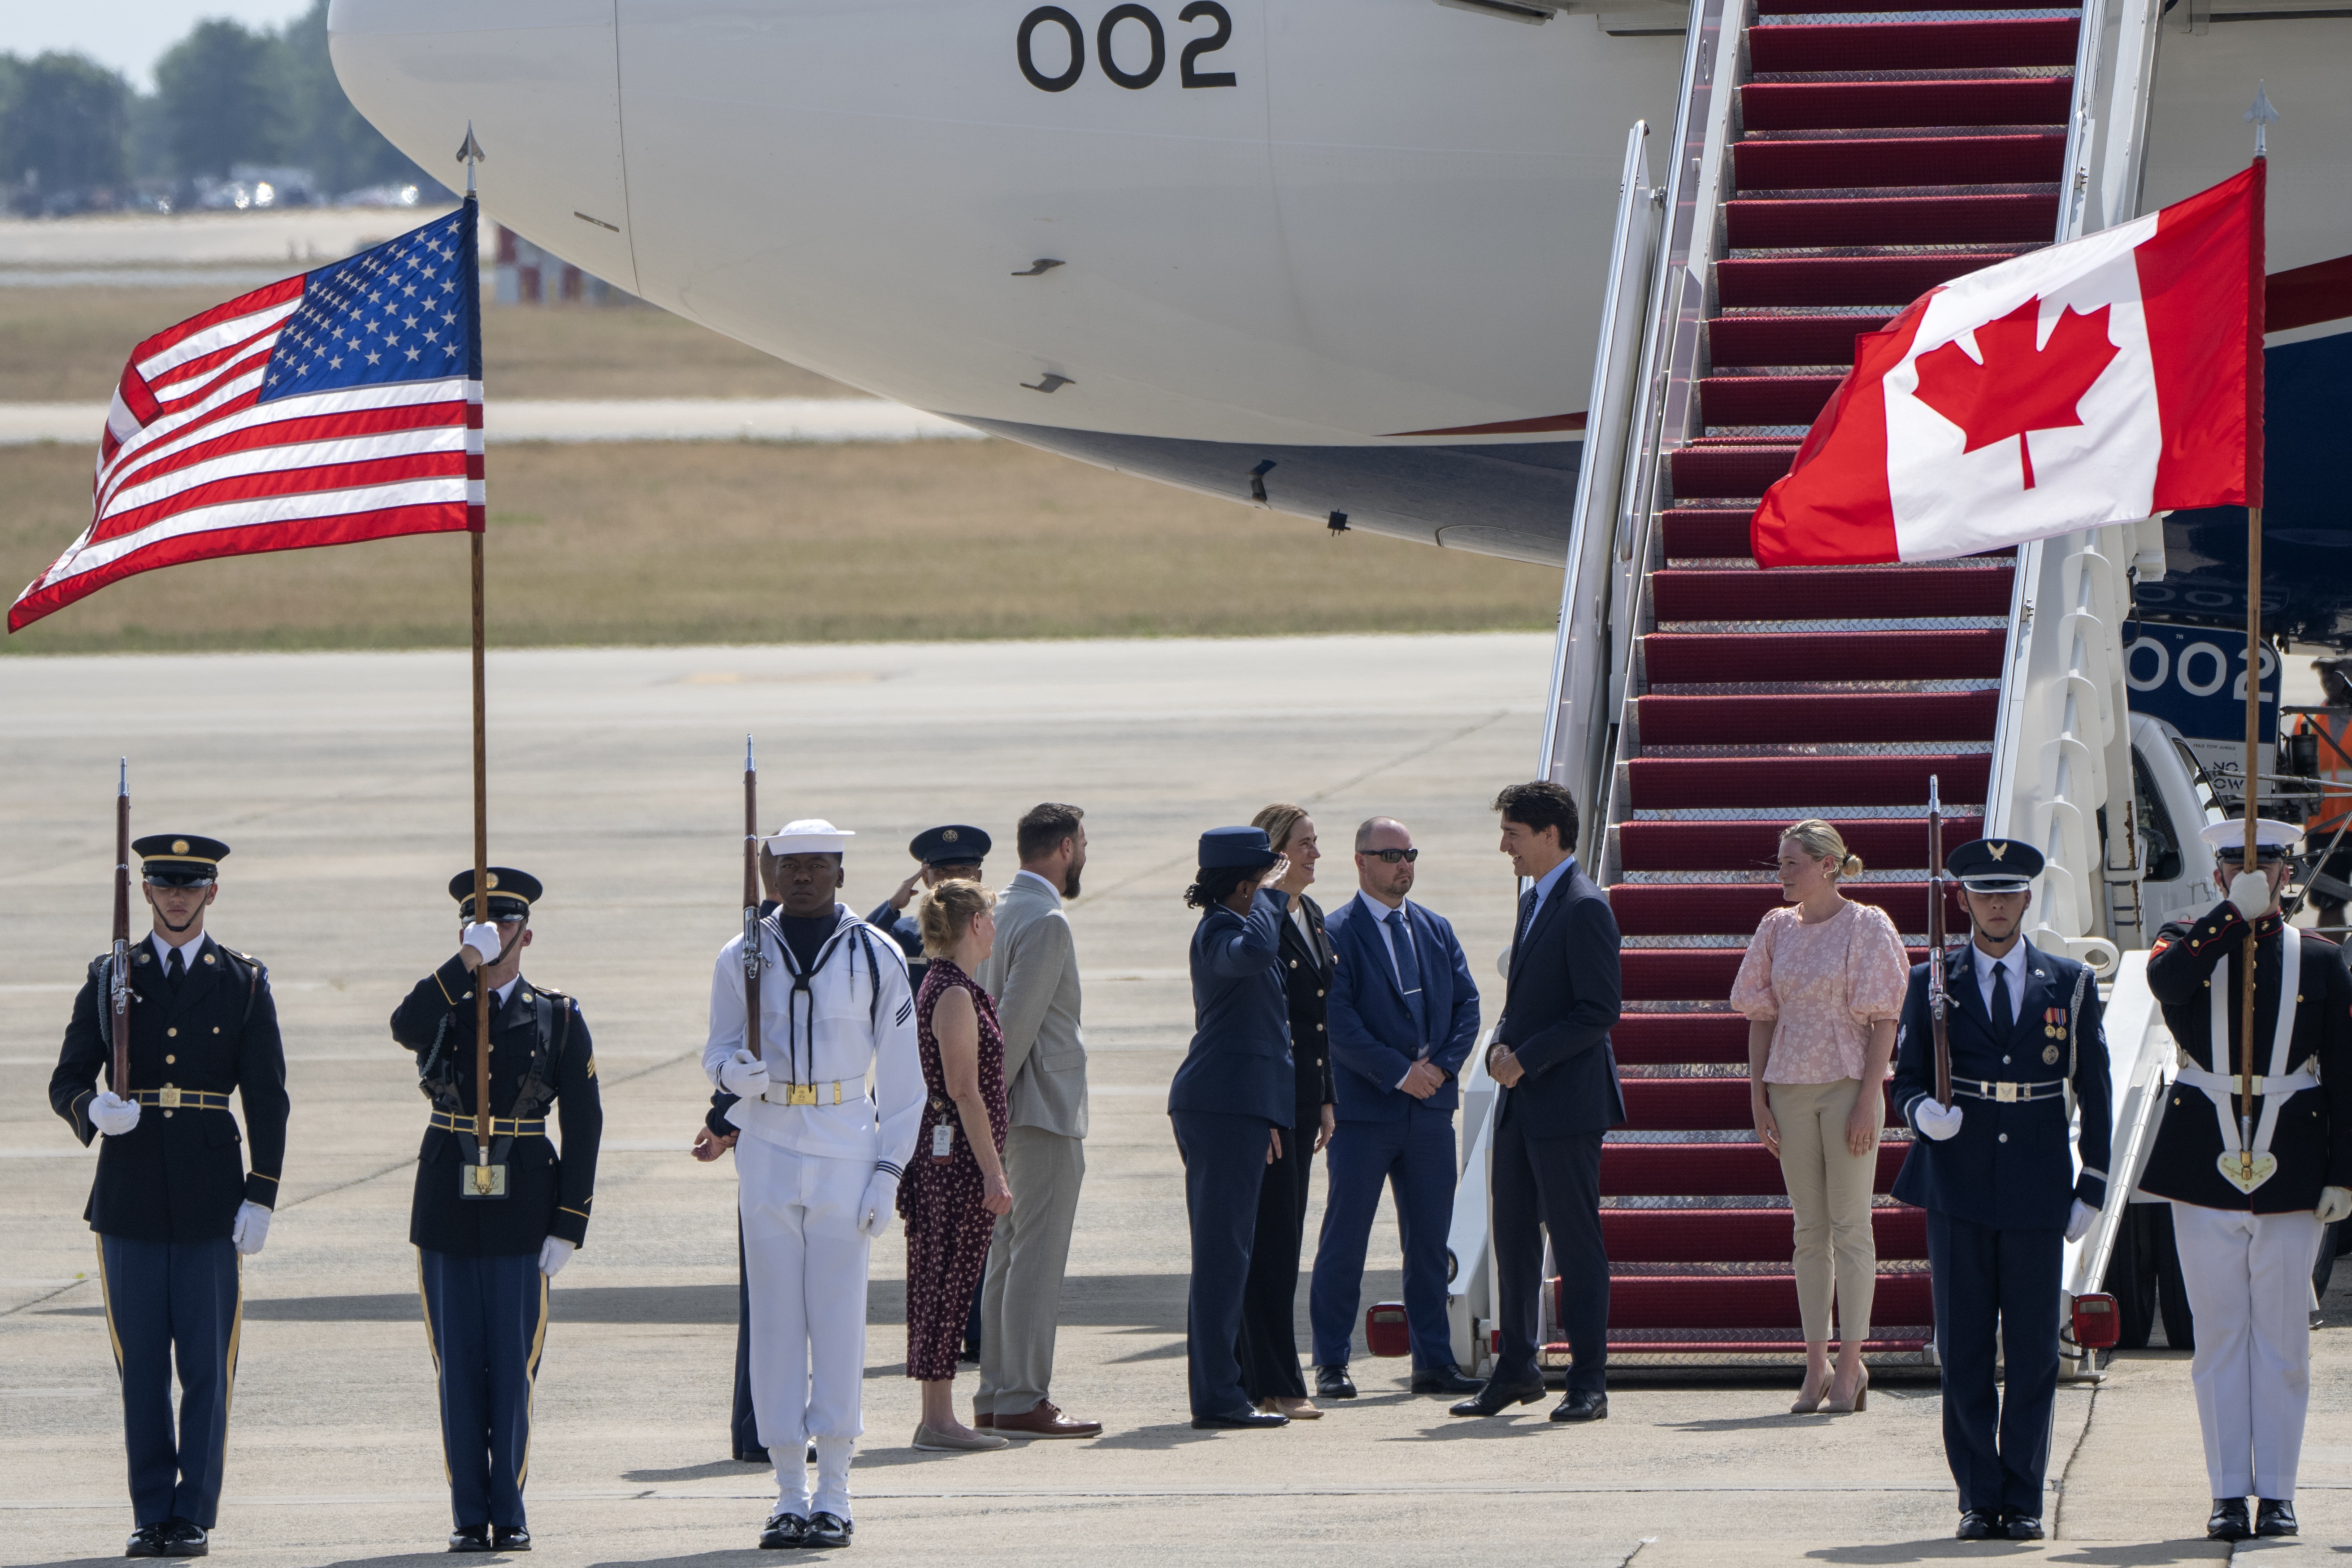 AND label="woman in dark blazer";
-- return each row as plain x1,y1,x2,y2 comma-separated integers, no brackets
1235,804,1335,1418
1168,825,1298,1431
